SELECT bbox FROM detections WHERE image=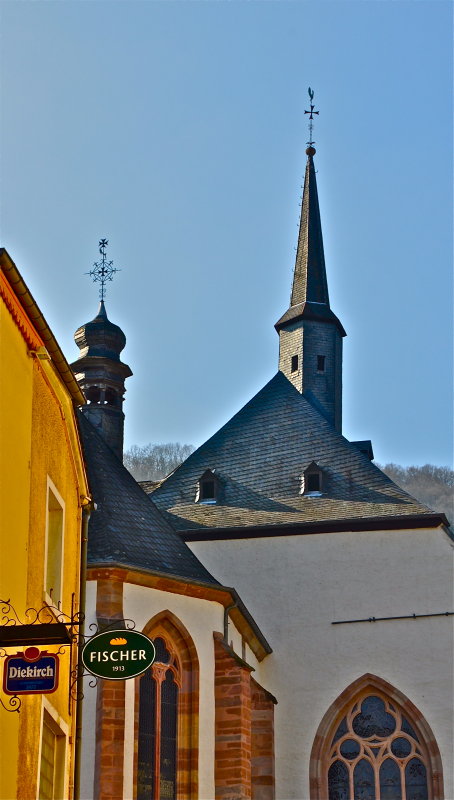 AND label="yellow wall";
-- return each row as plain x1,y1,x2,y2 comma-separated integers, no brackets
0,277,89,800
